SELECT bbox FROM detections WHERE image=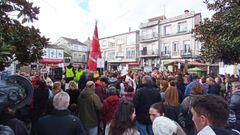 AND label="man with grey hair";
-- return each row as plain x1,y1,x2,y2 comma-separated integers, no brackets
35,92,86,135
133,75,162,135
